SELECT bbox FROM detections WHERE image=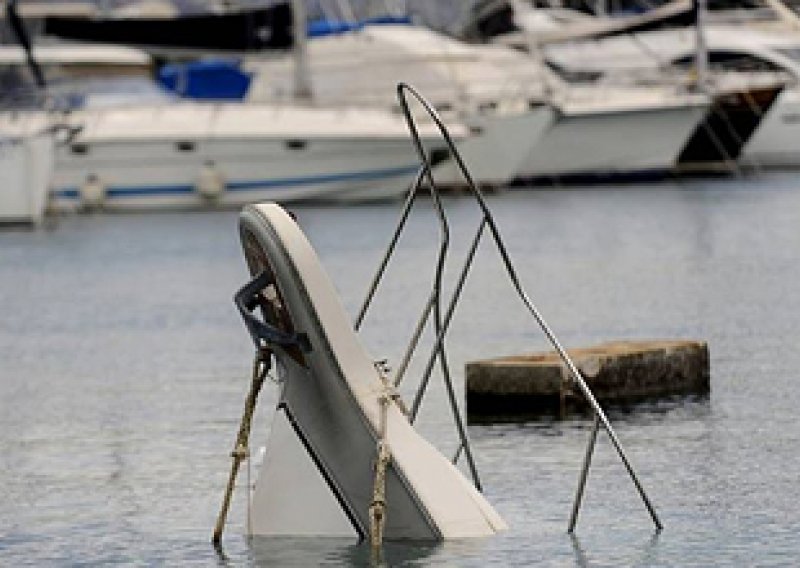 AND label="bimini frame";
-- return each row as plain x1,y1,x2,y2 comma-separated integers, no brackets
355,82,662,534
